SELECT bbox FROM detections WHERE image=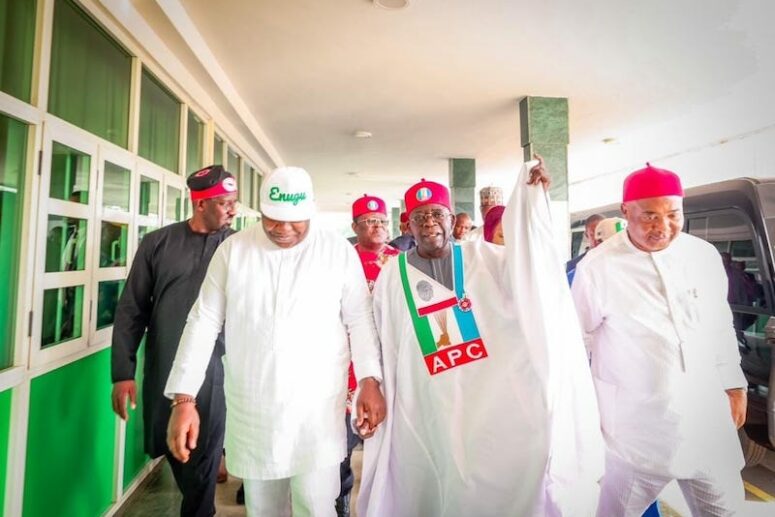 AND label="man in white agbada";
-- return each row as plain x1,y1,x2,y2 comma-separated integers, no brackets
165,166,386,517
571,164,747,516
358,158,605,517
